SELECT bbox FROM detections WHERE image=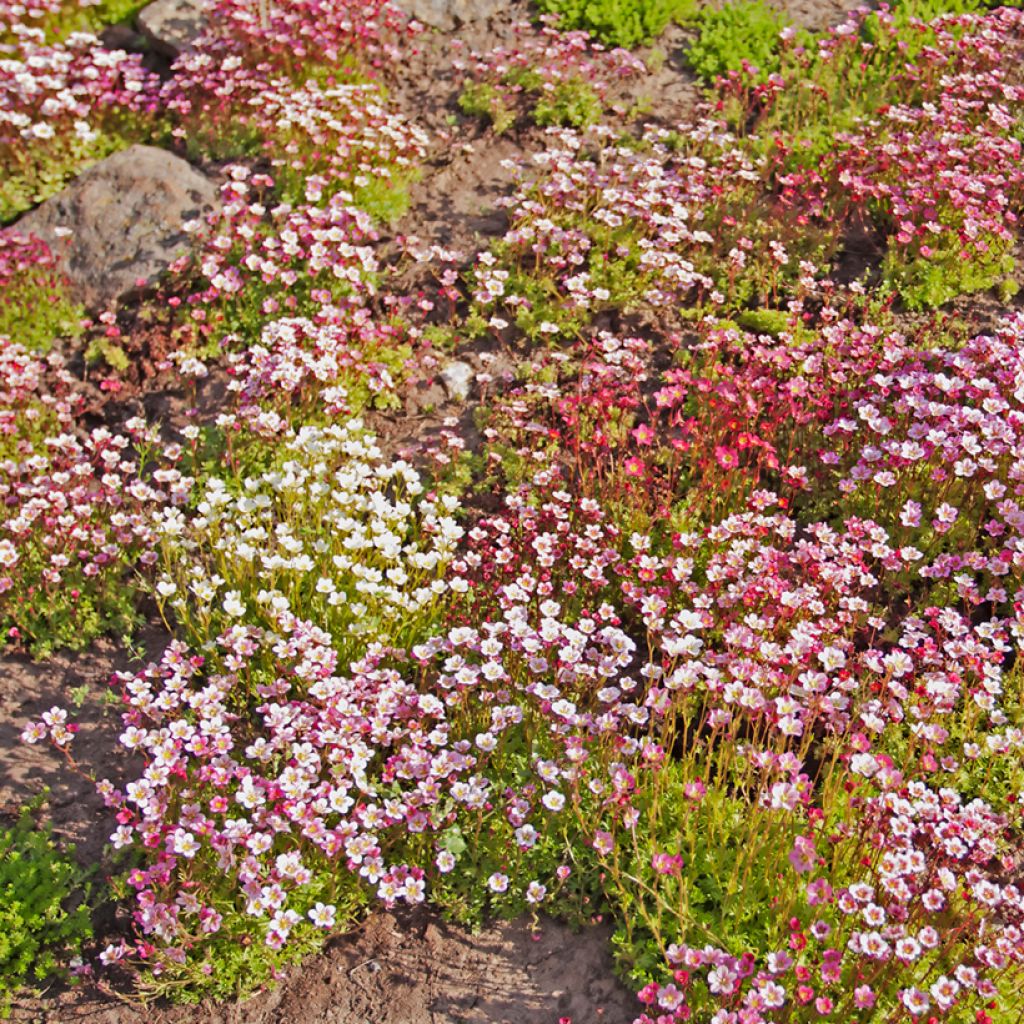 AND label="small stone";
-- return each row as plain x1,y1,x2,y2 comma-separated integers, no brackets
16,145,219,310
136,0,208,57
440,360,474,402
394,0,503,31
405,379,447,416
